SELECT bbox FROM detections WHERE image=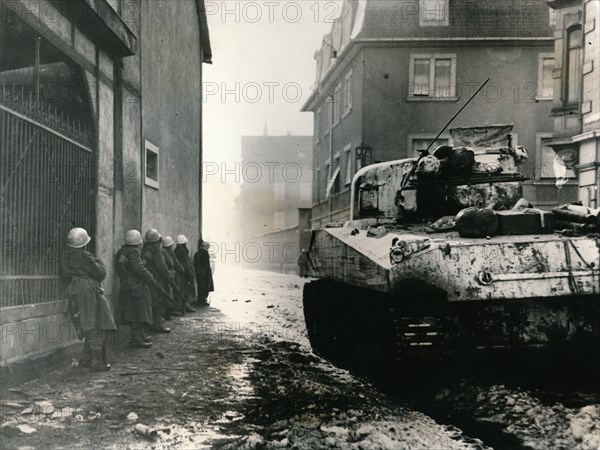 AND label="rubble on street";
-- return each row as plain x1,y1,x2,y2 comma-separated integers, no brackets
1,266,598,449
